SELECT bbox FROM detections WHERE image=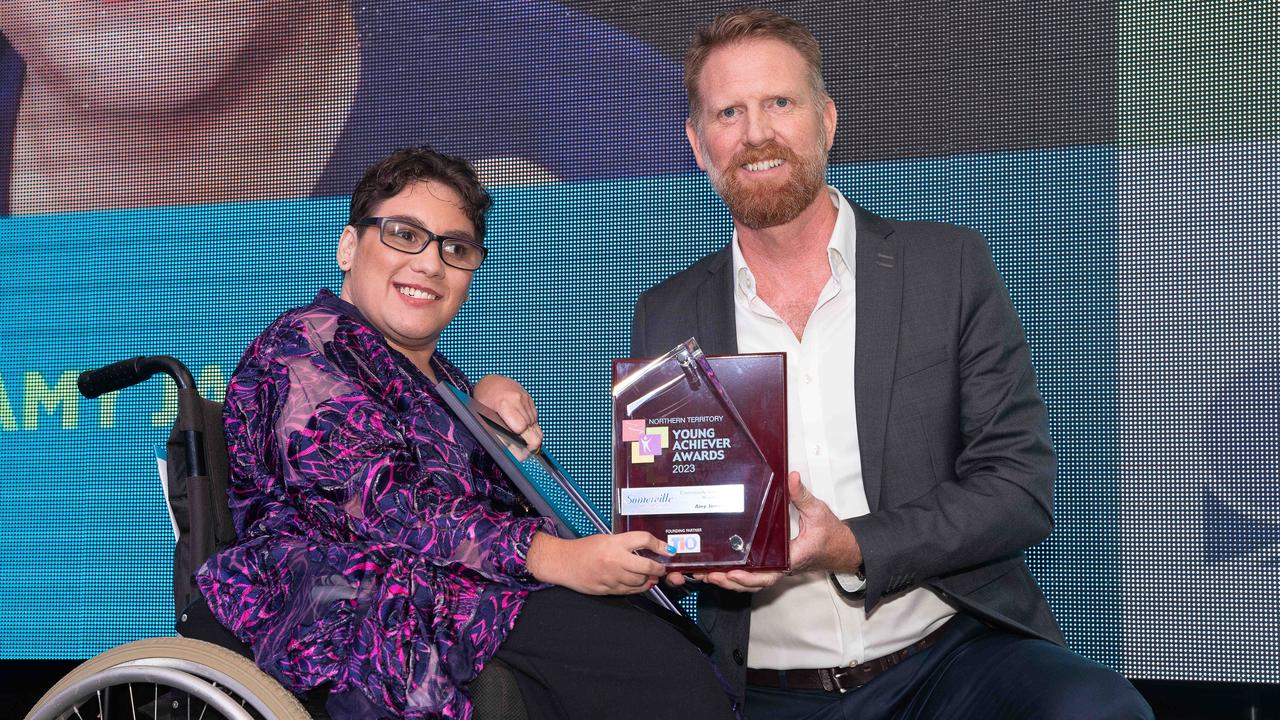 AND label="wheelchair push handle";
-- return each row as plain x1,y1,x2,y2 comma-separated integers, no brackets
78,355,197,398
